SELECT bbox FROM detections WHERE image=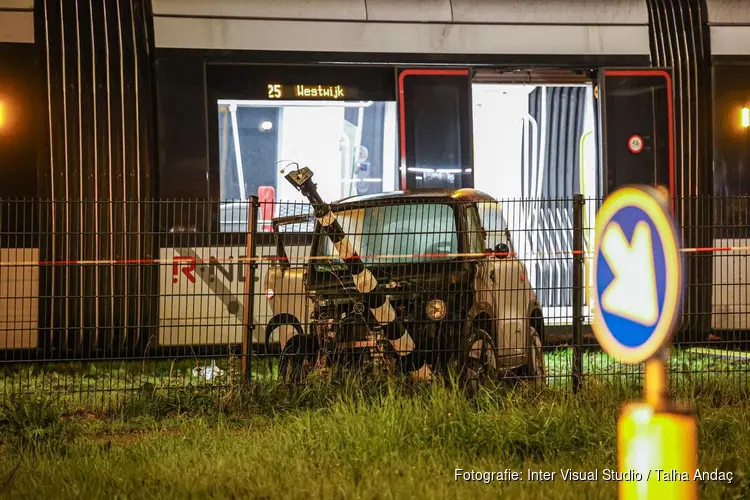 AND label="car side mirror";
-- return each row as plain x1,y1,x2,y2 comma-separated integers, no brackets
492,242,510,259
